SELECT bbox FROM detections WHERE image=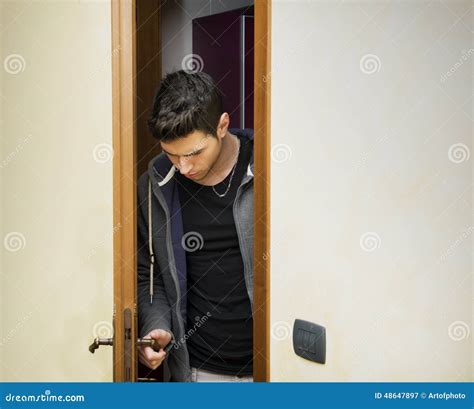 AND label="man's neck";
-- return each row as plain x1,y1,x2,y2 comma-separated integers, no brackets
199,131,239,186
